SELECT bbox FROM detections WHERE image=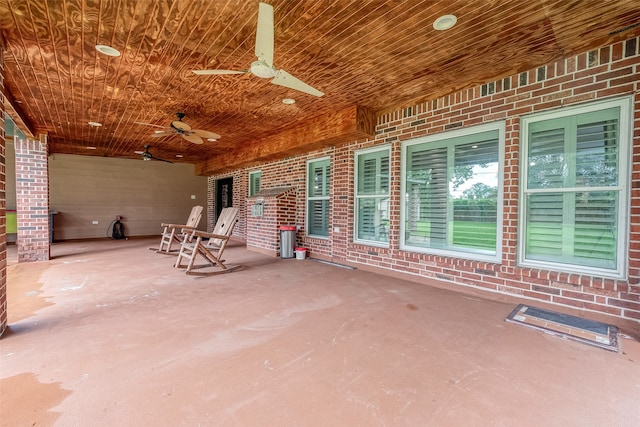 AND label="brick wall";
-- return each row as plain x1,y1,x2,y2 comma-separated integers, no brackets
210,151,337,258
207,171,247,238
207,176,215,231
0,38,7,336
211,36,640,321
357,37,640,321
15,138,50,262
246,188,297,256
